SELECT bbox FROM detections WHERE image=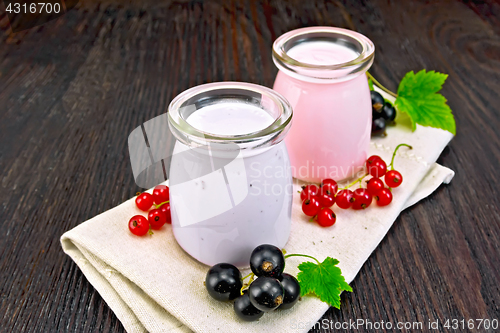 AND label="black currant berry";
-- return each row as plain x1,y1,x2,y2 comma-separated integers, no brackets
371,117,386,136
249,244,285,278
205,263,242,302
370,91,384,111
380,102,396,122
248,277,284,312
278,273,301,310
234,291,264,322
372,107,384,120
